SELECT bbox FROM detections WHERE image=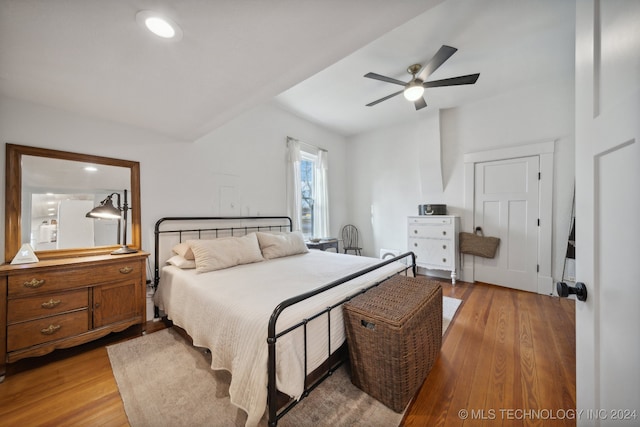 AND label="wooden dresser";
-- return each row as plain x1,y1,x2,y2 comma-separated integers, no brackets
408,216,460,284
0,252,148,380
